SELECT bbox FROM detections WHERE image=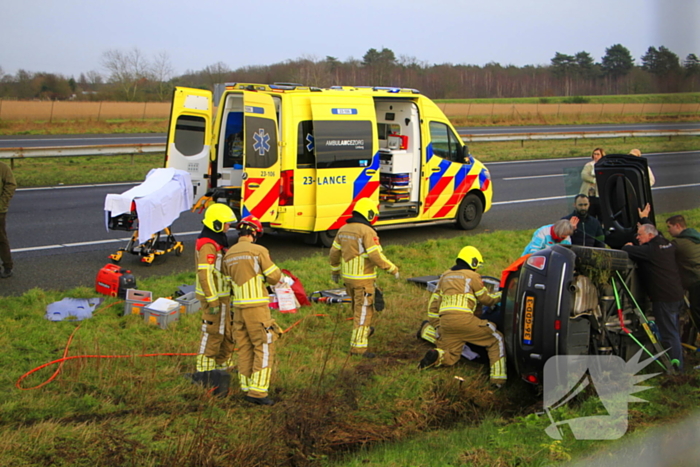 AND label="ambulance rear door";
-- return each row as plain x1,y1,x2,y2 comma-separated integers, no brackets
240,92,280,223
165,87,213,203
310,96,379,231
